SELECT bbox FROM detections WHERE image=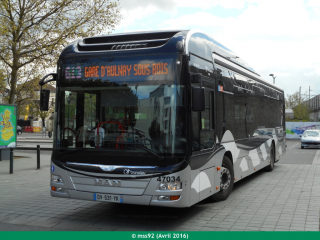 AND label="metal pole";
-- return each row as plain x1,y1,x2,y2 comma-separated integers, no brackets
10,148,13,174
309,86,310,110
37,145,40,169
299,86,301,104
